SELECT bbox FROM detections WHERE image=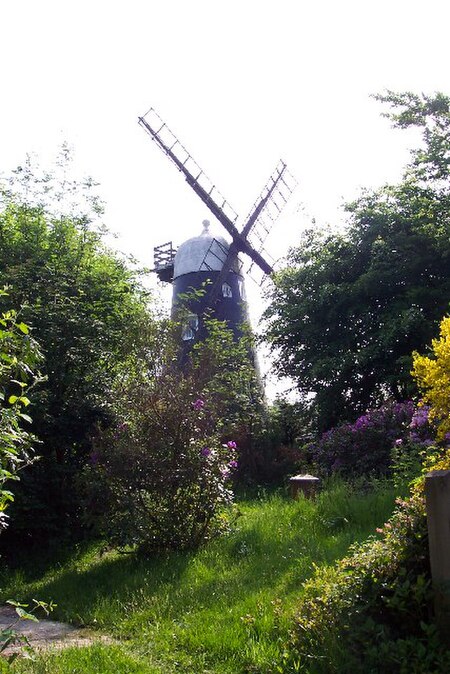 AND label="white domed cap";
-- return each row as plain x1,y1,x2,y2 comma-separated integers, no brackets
173,220,240,278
